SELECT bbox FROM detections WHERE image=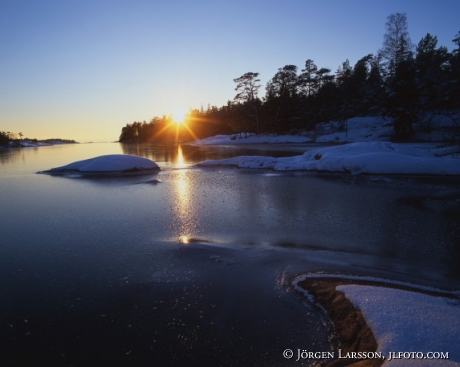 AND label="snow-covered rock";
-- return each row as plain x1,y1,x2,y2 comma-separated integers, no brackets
39,154,160,175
